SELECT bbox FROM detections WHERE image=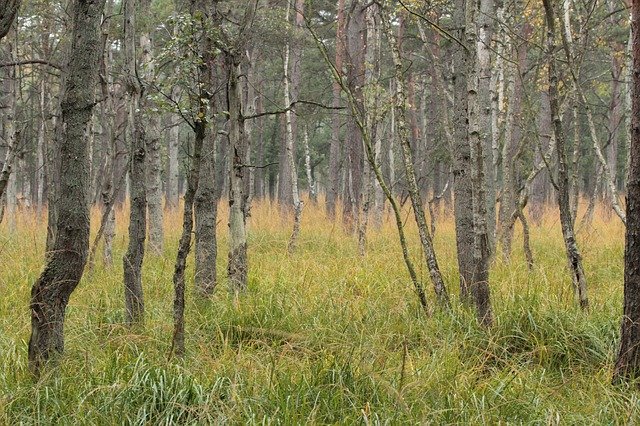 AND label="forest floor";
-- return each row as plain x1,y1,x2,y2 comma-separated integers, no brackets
0,199,636,424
